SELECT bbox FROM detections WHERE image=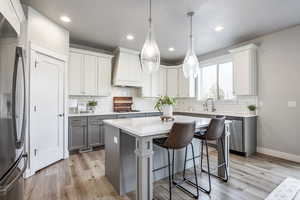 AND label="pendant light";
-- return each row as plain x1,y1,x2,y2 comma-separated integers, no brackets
182,12,199,79
141,0,160,74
